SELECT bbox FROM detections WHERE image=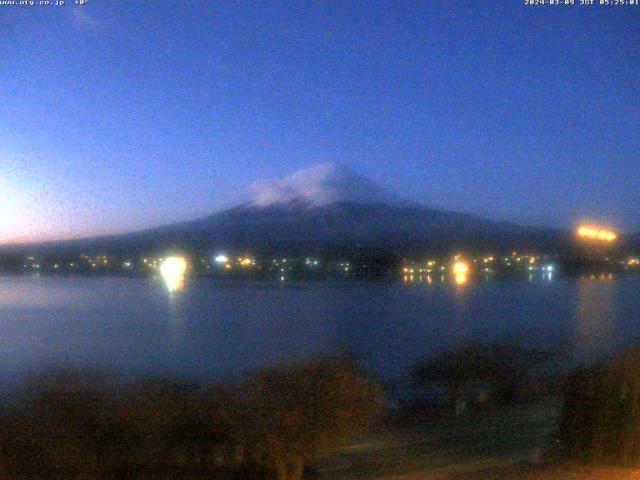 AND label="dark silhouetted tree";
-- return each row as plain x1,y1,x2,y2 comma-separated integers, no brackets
2,370,129,480
240,359,383,480
559,348,640,466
